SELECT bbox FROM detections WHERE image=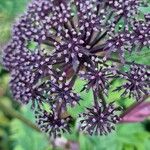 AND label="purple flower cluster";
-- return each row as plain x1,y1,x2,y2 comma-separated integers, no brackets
79,62,116,95
3,0,150,138
132,19,150,49
107,0,142,18
35,108,73,138
79,101,121,135
115,64,150,99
